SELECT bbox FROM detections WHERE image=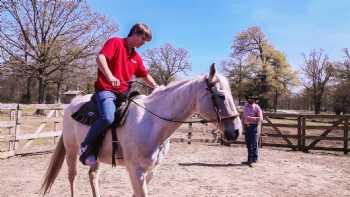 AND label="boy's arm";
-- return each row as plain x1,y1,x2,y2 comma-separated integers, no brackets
96,54,120,87
142,74,158,88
